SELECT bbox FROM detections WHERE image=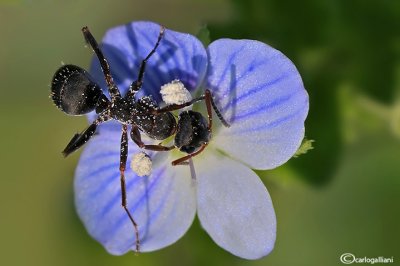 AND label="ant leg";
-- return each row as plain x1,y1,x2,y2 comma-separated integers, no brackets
152,96,205,114
171,144,207,166
62,114,109,157
126,26,165,101
82,26,121,100
130,125,174,151
120,125,140,252
152,90,230,127
204,89,230,128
